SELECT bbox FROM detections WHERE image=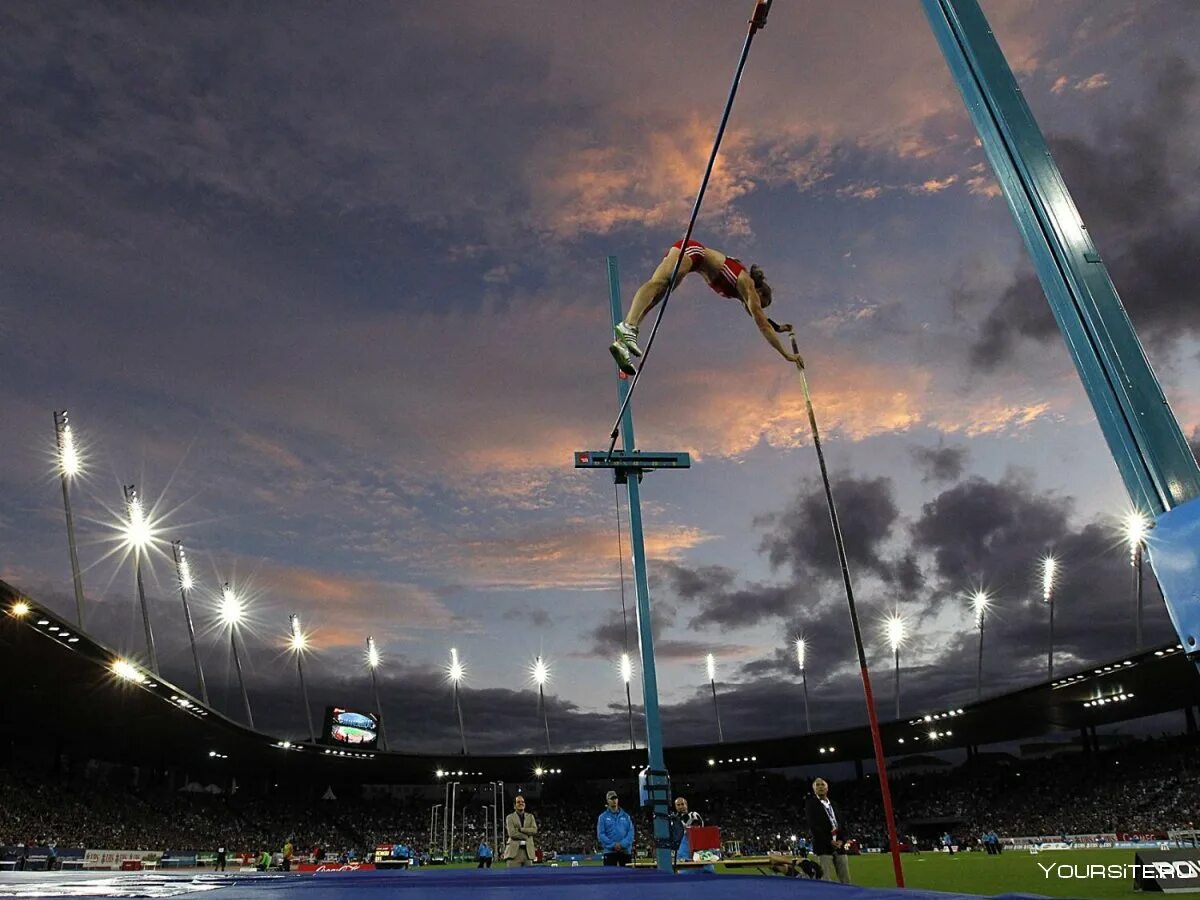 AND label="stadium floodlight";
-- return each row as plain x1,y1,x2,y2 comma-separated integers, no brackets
619,653,637,751
111,658,147,683
219,583,243,625
289,614,316,743
1123,510,1150,651
53,410,87,628
970,589,991,702
1041,554,1058,679
448,648,468,755
531,656,551,753
795,637,811,733
11,600,31,618
367,635,381,669
706,653,724,744
885,613,906,653
123,485,159,675
885,613,905,720
289,614,307,652
366,636,389,751
171,540,208,705
220,583,254,729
